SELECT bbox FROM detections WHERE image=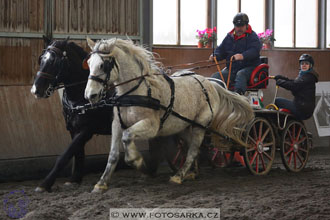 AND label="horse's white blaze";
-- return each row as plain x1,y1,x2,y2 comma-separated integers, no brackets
84,54,106,102
31,84,37,95
44,52,51,61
